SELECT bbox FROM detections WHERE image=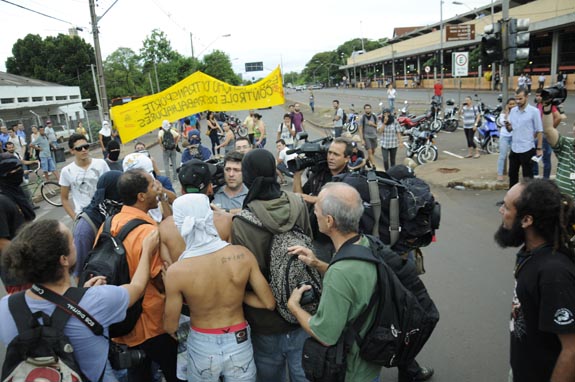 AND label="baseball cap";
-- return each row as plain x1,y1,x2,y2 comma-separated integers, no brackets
122,152,154,175
178,159,217,193
188,129,200,138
